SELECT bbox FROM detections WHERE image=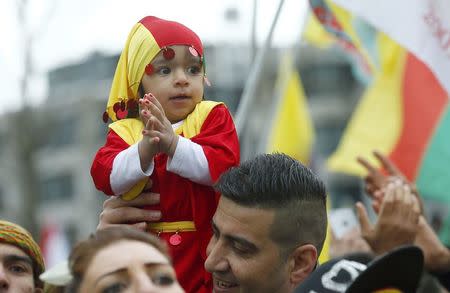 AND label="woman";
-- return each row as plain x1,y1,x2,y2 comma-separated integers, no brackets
66,226,184,292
